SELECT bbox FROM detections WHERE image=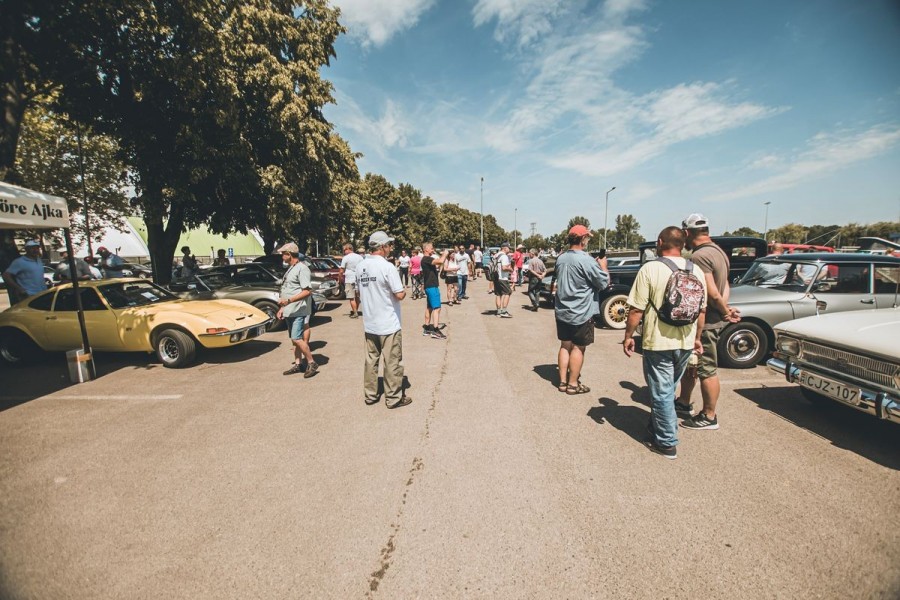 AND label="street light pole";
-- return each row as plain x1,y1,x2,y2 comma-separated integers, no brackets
514,207,518,249
480,177,484,249
763,201,771,241
603,186,616,249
